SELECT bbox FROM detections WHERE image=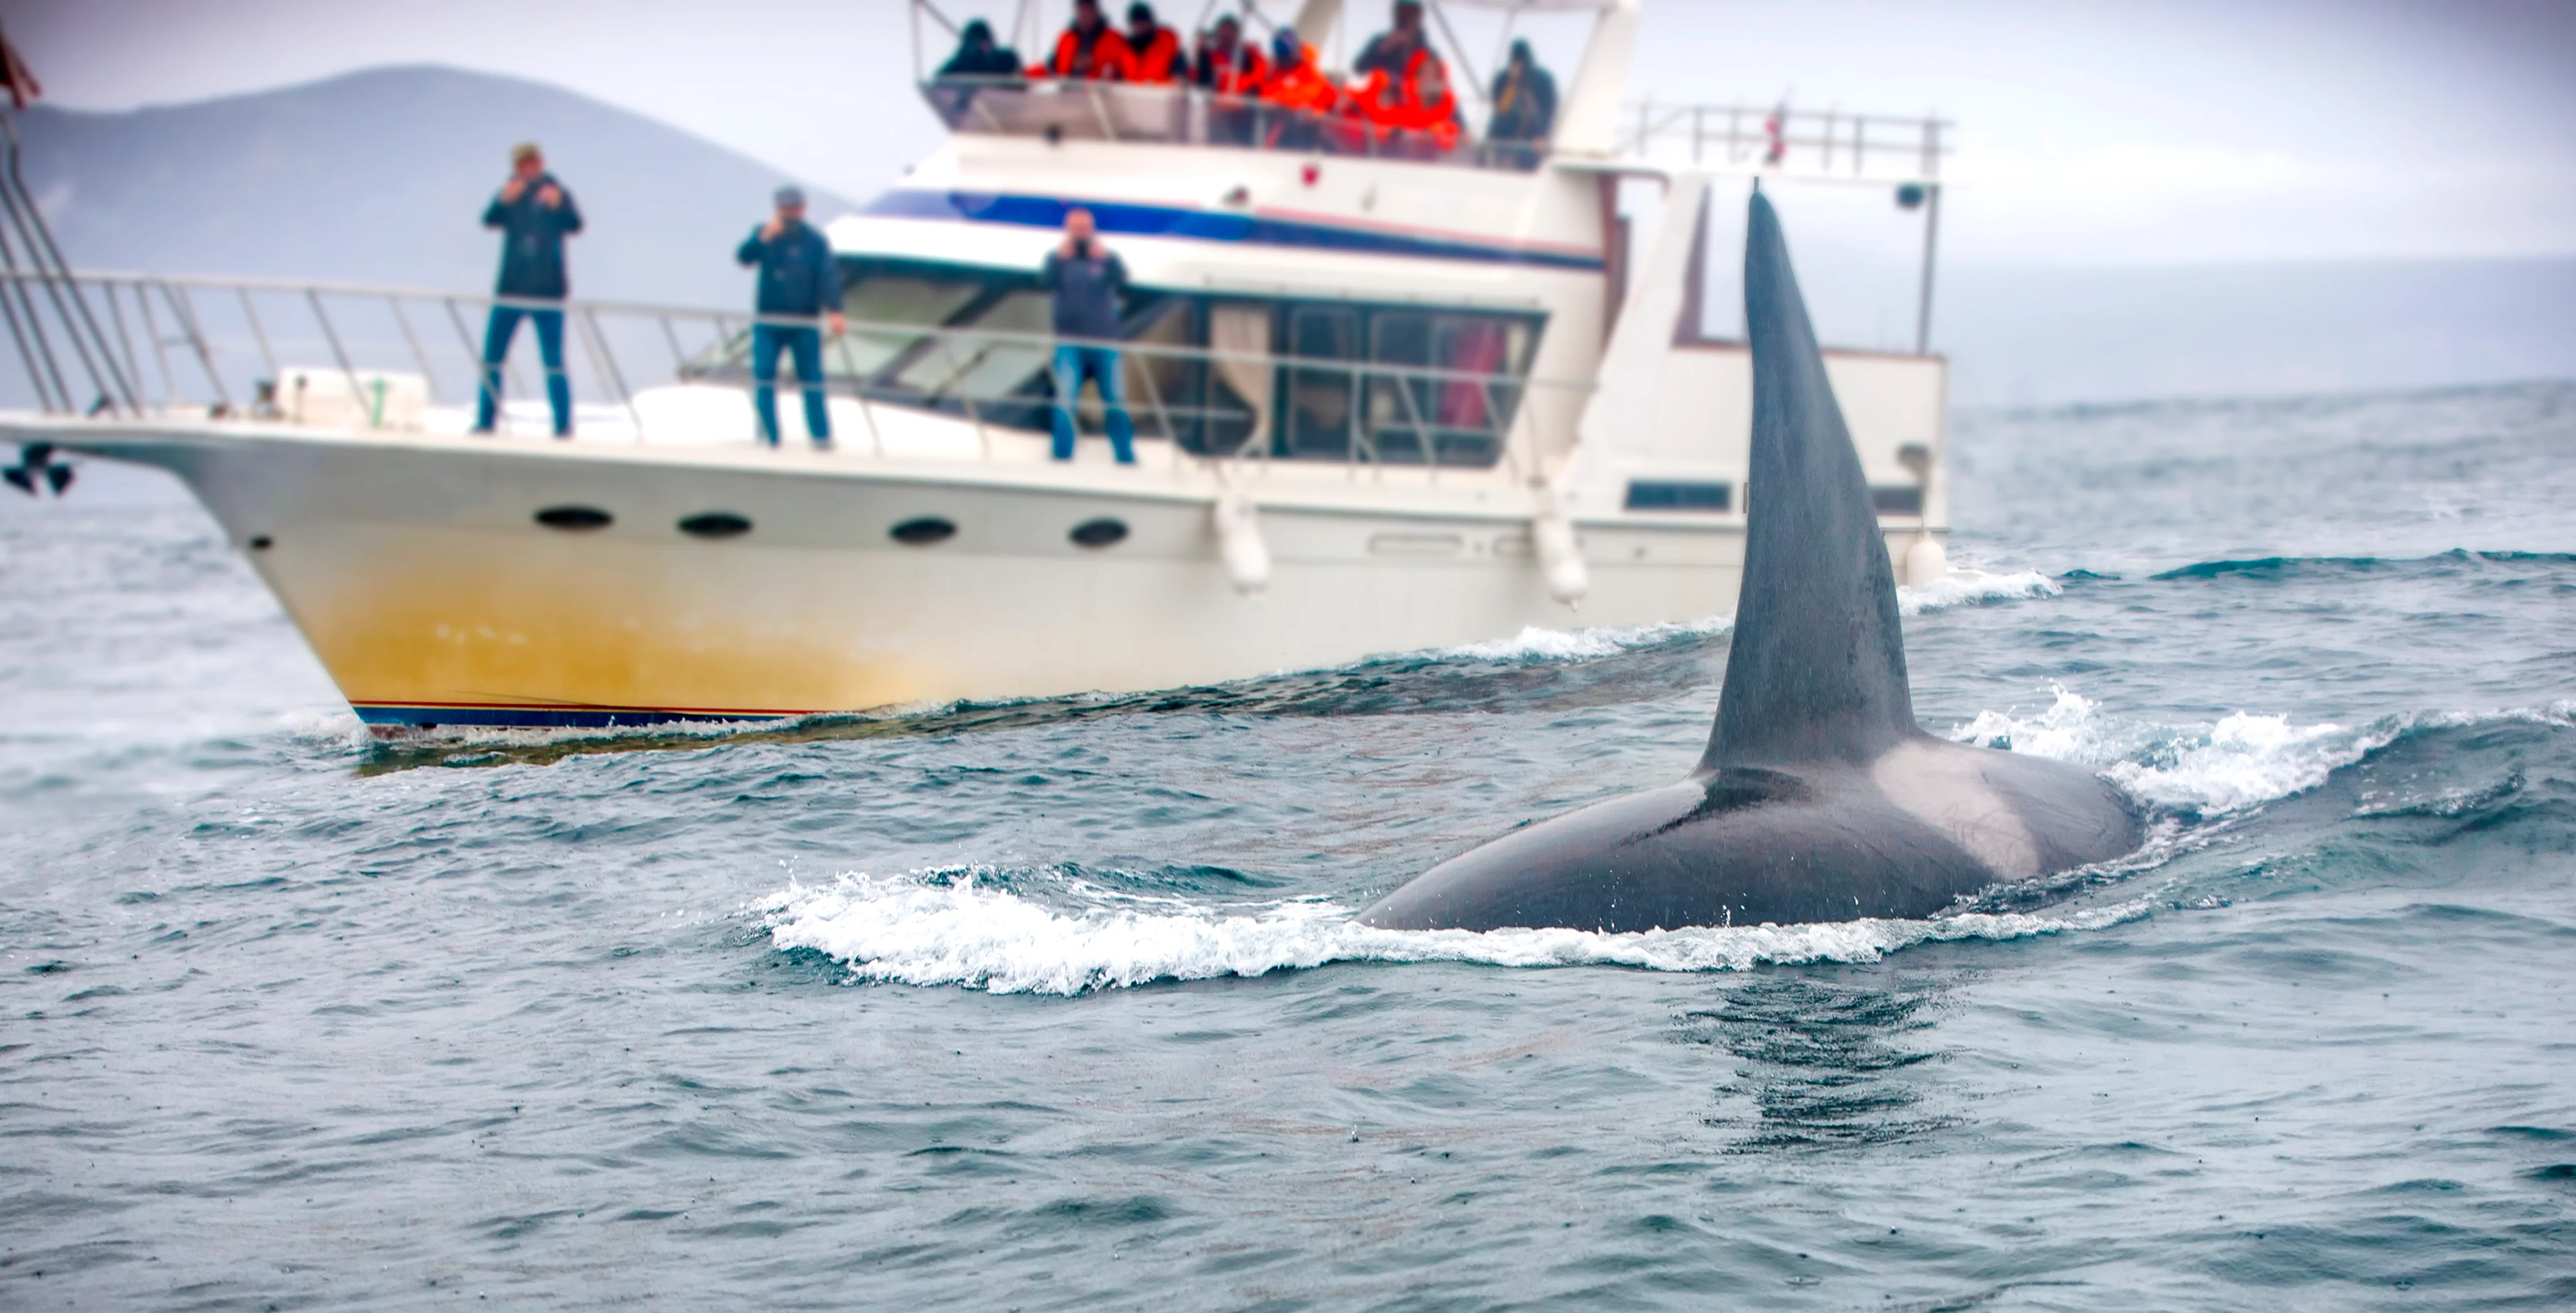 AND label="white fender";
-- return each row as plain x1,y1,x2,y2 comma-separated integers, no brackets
1534,483,1588,605
1902,533,1949,586
1212,484,1271,595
